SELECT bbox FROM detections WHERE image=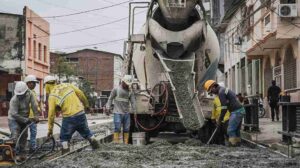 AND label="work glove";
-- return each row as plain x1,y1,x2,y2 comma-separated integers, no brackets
25,119,32,125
